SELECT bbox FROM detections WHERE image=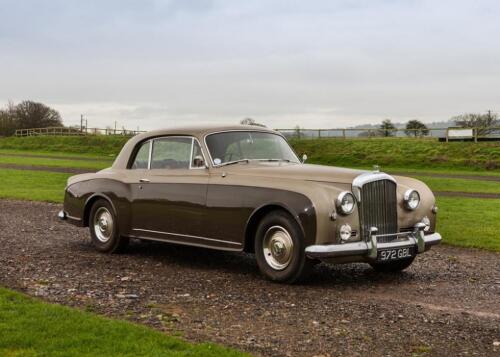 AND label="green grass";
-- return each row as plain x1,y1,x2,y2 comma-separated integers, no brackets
0,169,70,202
0,136,128,156
0,148,113,160
0,287,244,357
413,176,500,194
0,154,112,170
436,197,500,251
291,137,500,173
